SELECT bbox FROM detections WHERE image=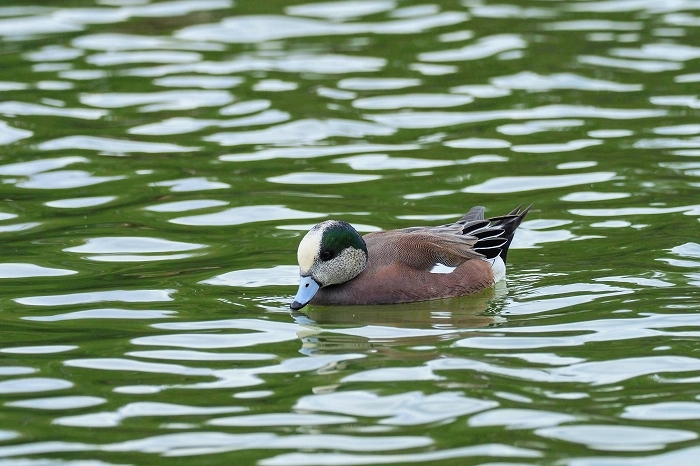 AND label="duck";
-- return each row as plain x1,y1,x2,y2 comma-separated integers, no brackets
290,204,531,310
